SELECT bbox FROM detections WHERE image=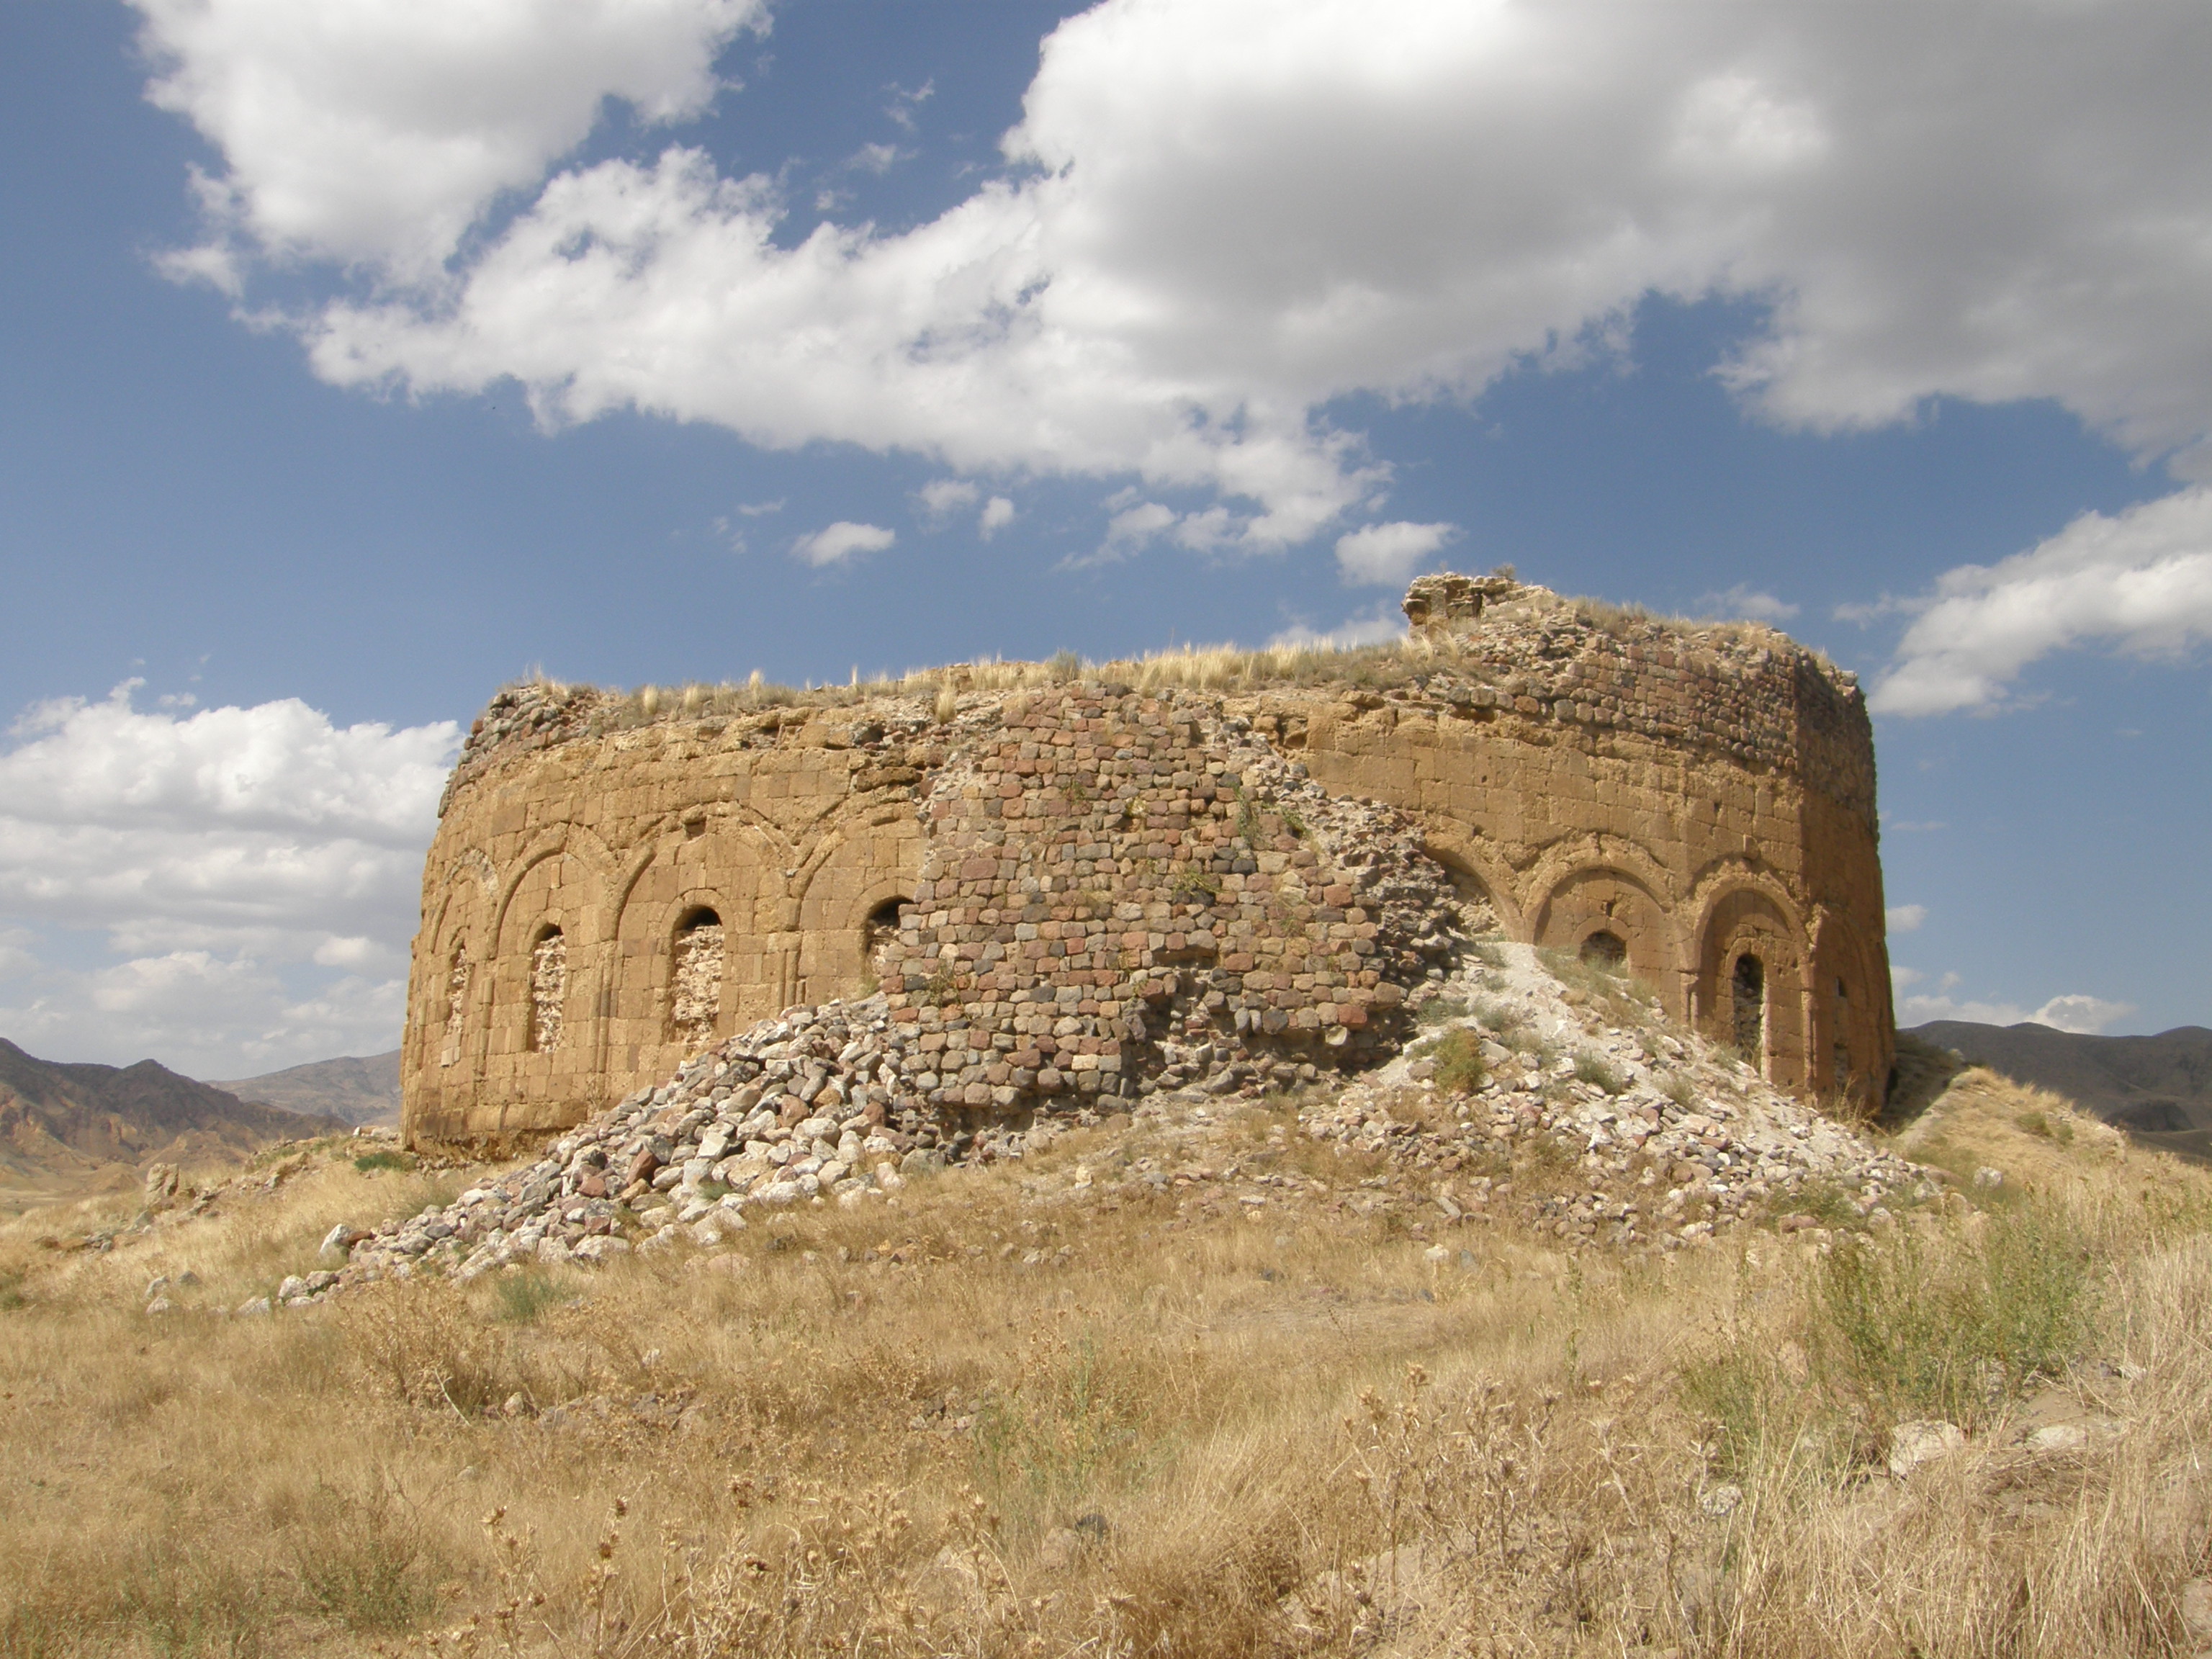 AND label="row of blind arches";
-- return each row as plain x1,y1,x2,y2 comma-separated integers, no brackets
444,897,912,1061
1573,927,1853,1091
